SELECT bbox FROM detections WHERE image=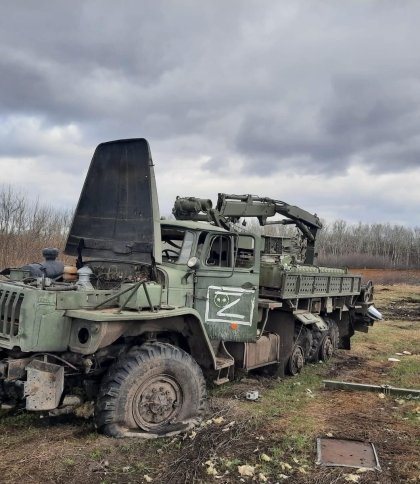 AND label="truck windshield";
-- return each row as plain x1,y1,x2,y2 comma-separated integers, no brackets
161,227,194,264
